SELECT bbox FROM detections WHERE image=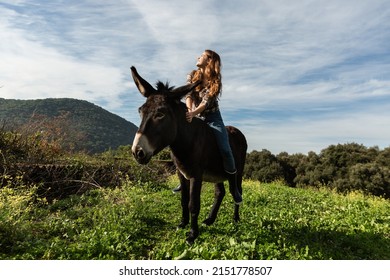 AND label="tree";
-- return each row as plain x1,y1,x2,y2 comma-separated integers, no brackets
244,149,284,183
276,152,298,187
349,163,390,198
